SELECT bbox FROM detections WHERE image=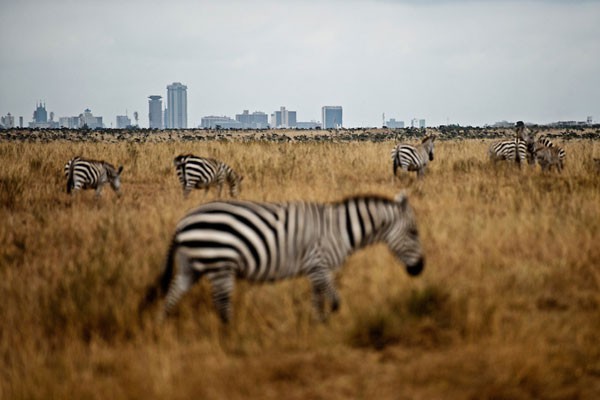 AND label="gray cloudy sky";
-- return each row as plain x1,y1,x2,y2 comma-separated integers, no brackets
1,0,599,128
